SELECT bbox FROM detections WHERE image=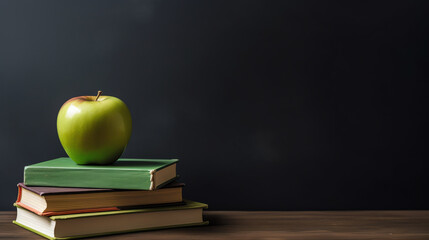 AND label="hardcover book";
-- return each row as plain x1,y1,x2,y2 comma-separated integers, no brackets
14,200,208,240
16,182,184,216
24,157,178,190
